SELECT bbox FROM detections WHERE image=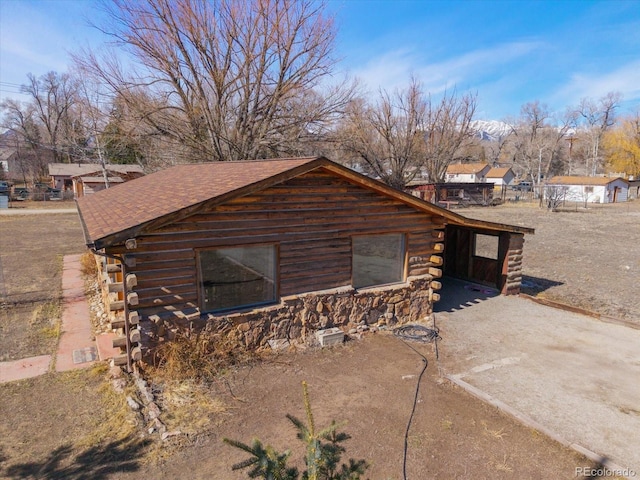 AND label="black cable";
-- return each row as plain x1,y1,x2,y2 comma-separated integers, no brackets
394,324,441,480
